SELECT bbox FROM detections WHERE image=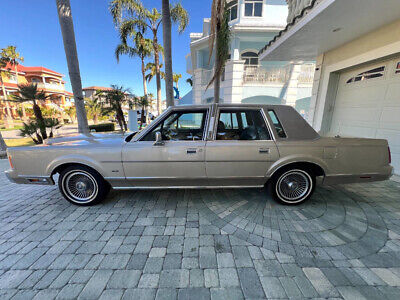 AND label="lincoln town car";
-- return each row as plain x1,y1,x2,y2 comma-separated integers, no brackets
5,104,393,206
